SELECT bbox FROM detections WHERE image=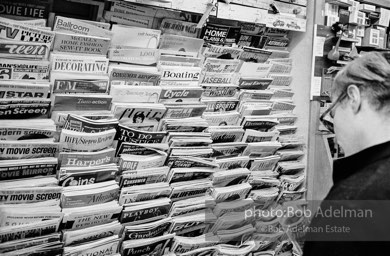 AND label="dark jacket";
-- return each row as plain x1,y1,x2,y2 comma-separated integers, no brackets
303,140,390,256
